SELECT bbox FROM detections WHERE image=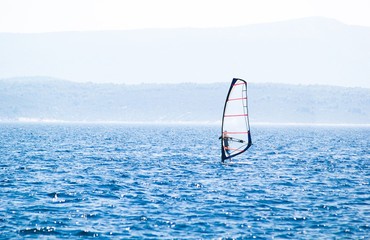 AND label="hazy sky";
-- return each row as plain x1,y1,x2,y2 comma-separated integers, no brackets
1,0,370,33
